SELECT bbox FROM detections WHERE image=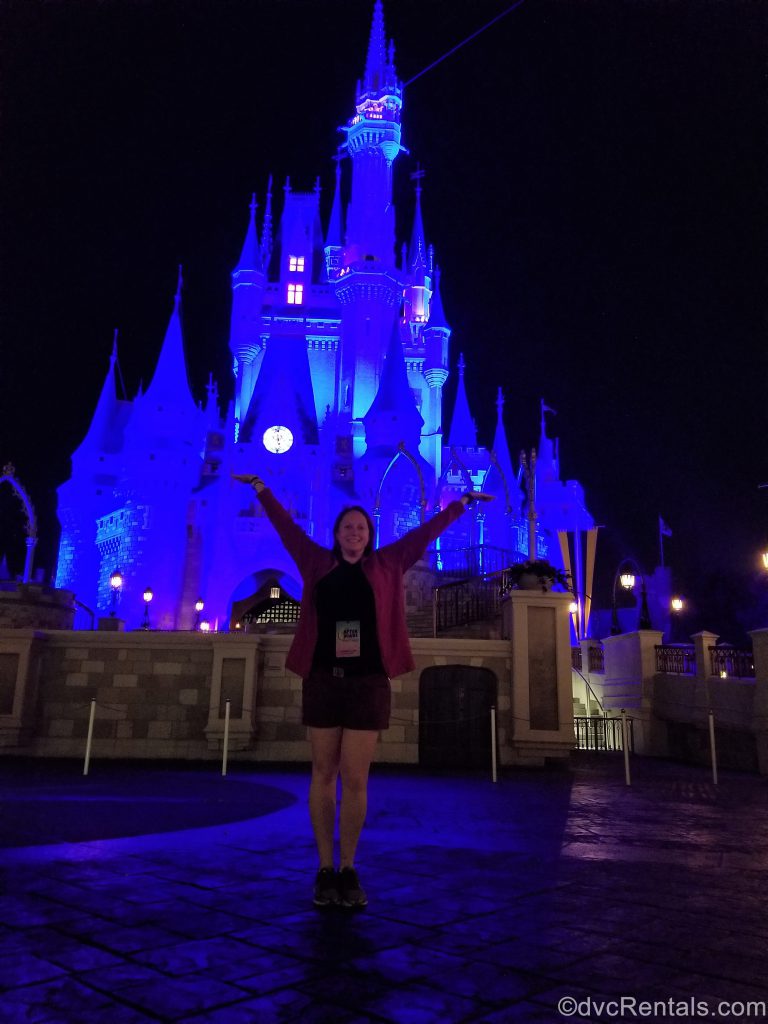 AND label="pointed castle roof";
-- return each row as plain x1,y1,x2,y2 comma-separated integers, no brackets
141,267,197,413
260,175,274,272
491,387,516,495
240,326,319,446
325,158,344,248
233,193,262,276
448,354,477,449
409,174,427,270
362,0,396,97
427,266,450,332
73,330,131,458
363,320,423,449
